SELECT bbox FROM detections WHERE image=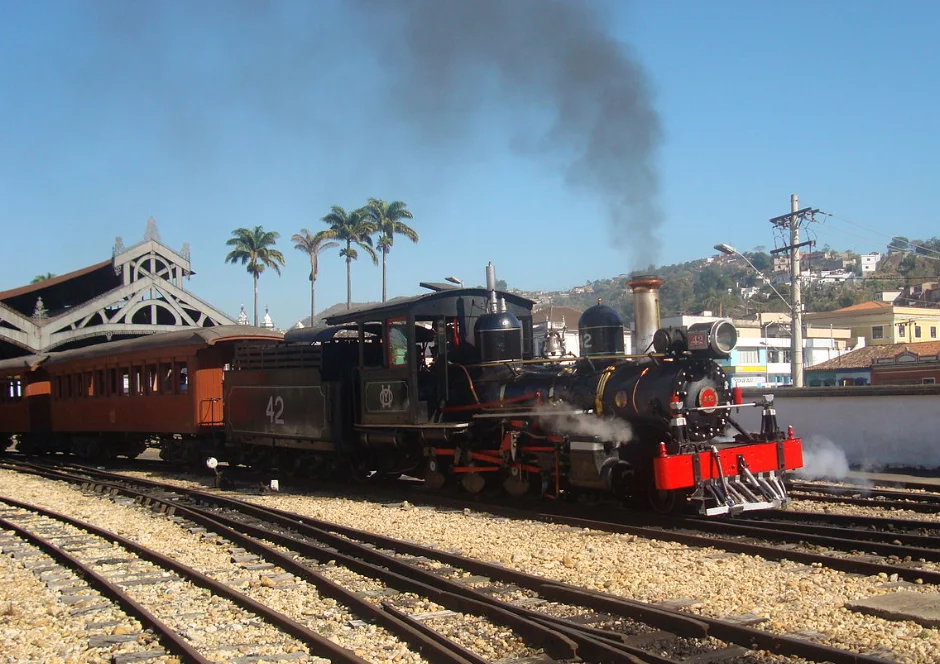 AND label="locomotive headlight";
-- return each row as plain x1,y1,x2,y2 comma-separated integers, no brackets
653,320,738,358
710,320,738,355
687,320,737,358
